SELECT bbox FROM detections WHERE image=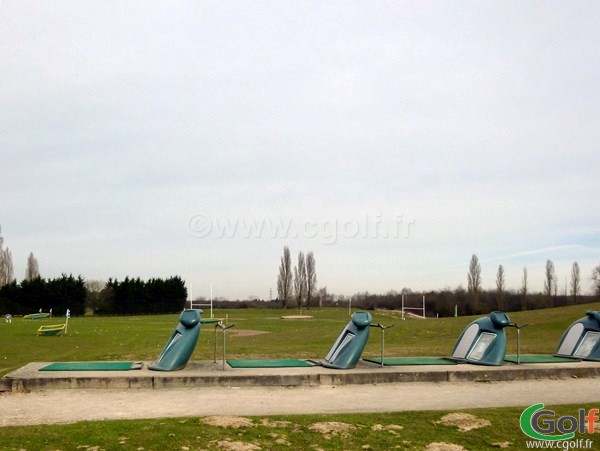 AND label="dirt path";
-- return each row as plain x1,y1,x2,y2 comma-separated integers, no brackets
2,378,599,427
